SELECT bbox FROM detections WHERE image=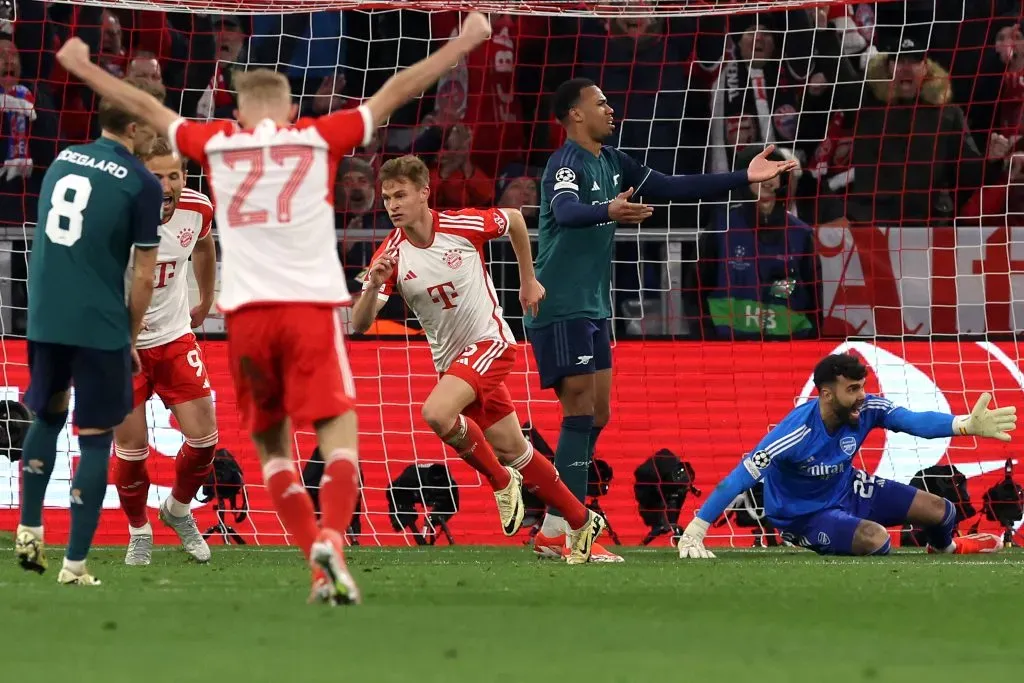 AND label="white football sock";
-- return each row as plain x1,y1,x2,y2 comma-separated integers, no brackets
62,558,85,574
129,522,152,536
166,495,190,517
540,513,566,538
